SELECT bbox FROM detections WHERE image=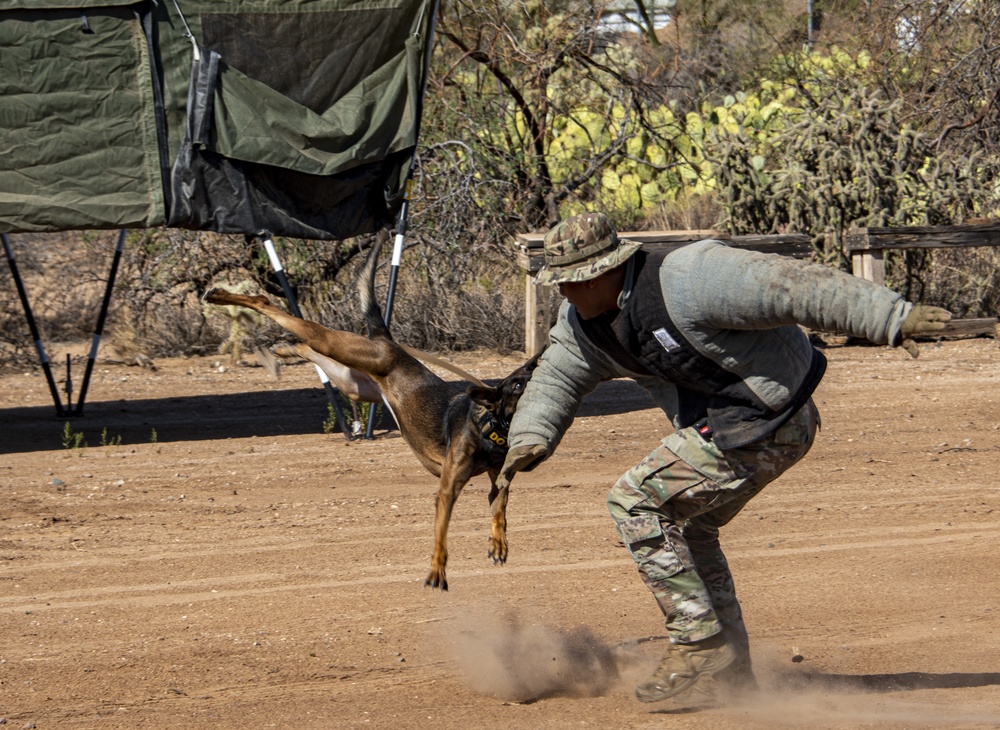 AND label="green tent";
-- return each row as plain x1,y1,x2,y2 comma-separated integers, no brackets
1,0,436,424
0,0,436,239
